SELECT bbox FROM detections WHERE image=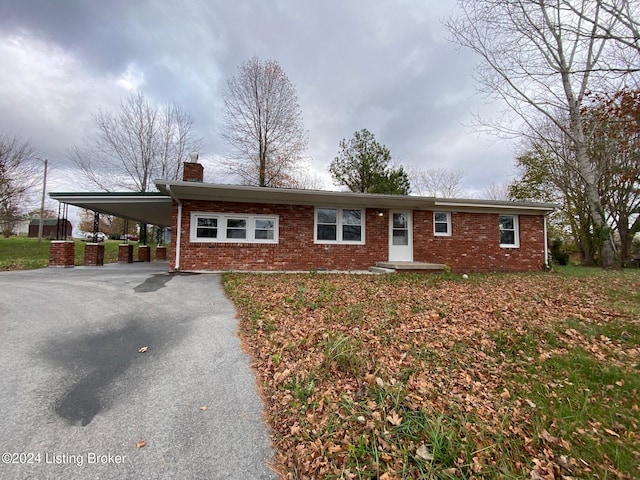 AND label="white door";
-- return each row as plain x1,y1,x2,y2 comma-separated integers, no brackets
389,211,413,261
